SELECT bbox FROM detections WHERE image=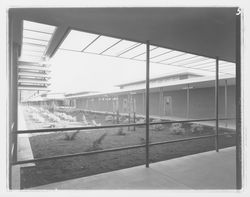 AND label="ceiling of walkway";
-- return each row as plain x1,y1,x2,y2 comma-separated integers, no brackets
10,7,237,62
